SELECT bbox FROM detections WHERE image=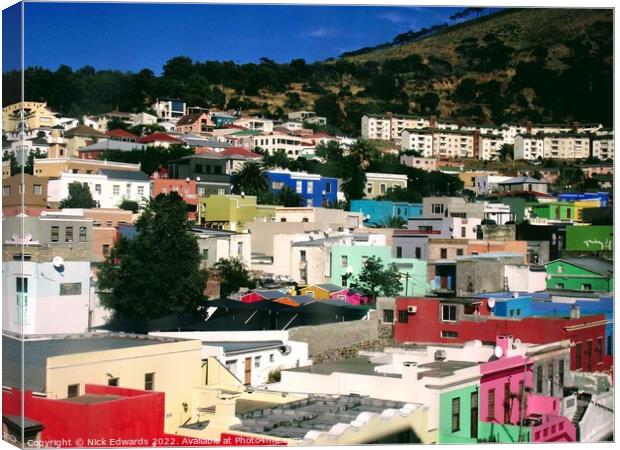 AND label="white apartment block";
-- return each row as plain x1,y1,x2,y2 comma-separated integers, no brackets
400,129,434,156
433,130,475,159
591,132,614,160
460,125,501,135
361,114,431,141
514,134,545,160
251,133,315,157
47,171,150,209
530,124,573,135
543,134,590,159
434,121,460,131
234,117,274,133
500,123,529,145
151,98,187,122
478,134,504,160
